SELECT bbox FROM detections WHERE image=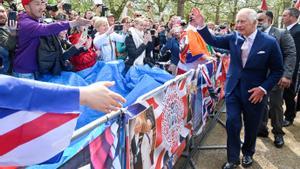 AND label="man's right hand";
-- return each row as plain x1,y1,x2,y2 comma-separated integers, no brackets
8,20,17,36
191,8,205,27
